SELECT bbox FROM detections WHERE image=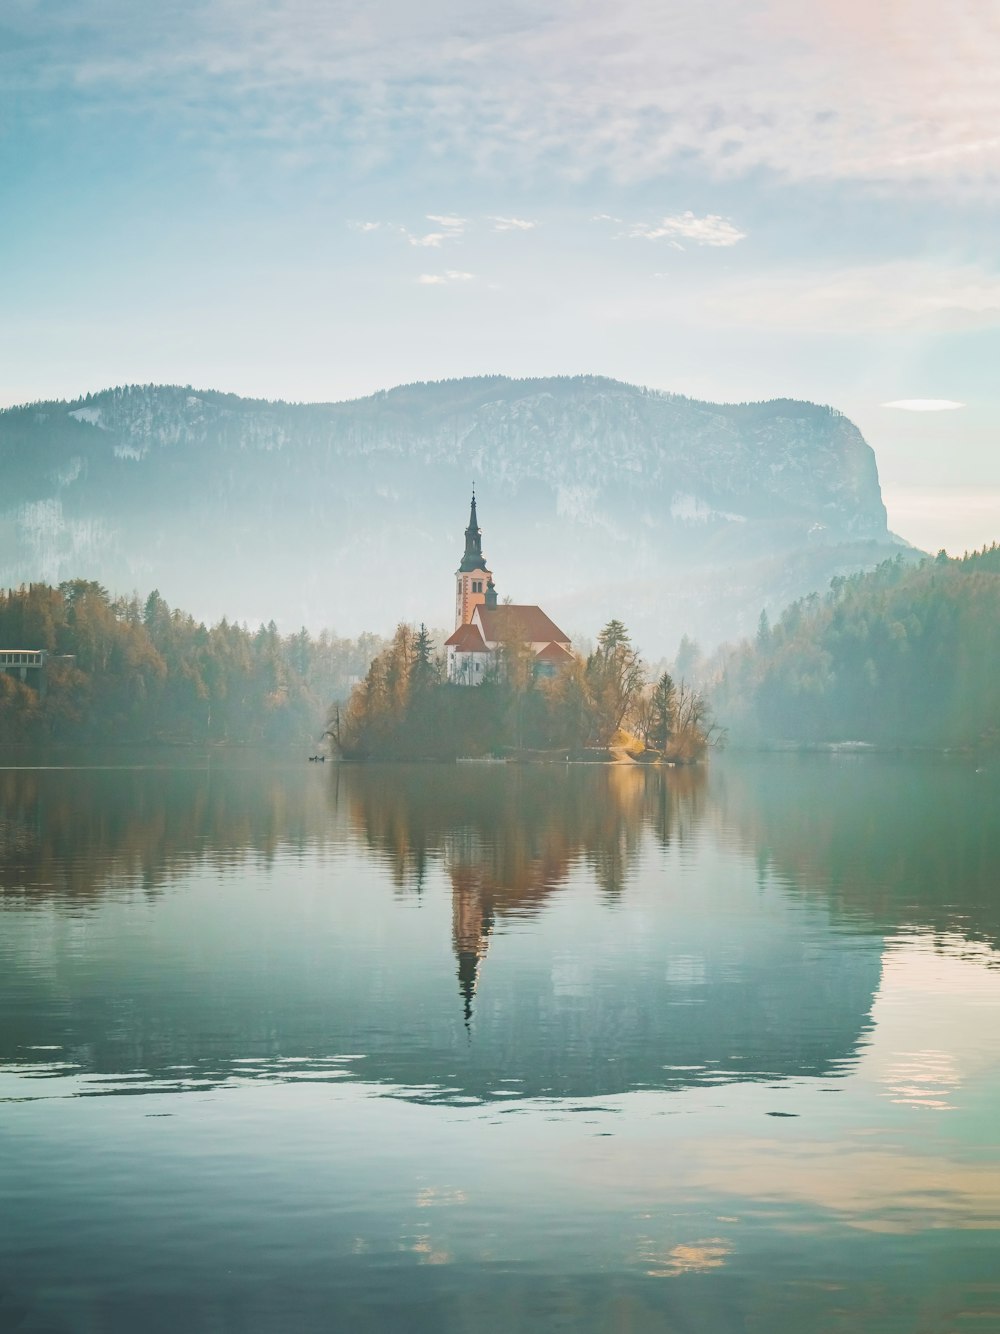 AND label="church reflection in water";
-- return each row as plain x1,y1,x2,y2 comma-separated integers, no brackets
3,752,996,1101
339,761,886,1097
344,763,707,1024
